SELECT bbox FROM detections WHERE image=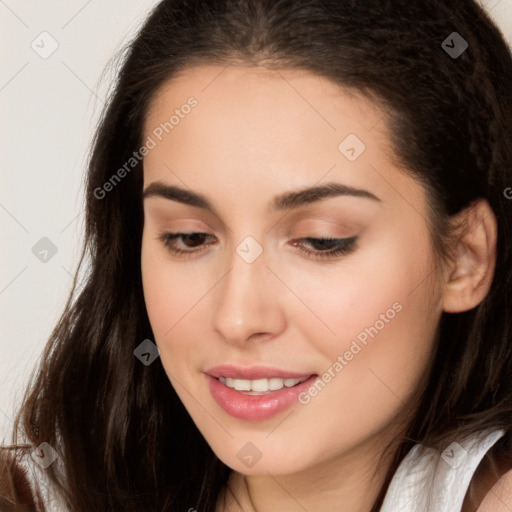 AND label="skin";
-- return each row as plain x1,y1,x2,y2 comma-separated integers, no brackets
140,65,497,512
